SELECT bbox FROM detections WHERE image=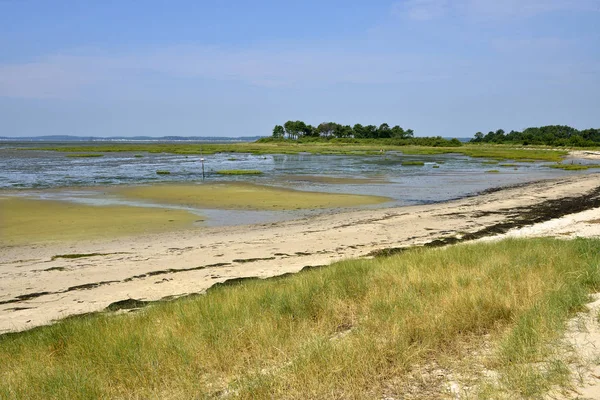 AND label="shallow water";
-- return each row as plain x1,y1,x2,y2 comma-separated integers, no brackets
0,142,594,226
